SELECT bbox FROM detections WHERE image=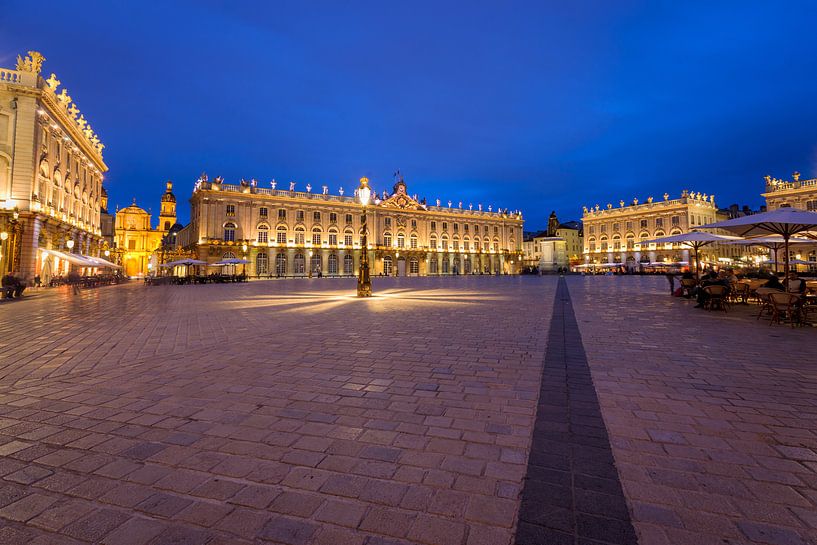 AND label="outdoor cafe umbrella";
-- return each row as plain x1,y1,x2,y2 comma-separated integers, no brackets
701,208,817,279
210,258,250,266
161,259,208,267
723,235,816,273
643,232,741,279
